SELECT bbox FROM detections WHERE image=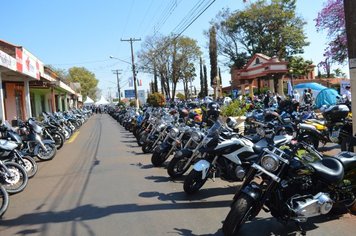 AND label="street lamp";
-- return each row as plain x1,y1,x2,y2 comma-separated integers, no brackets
109,56,131,65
